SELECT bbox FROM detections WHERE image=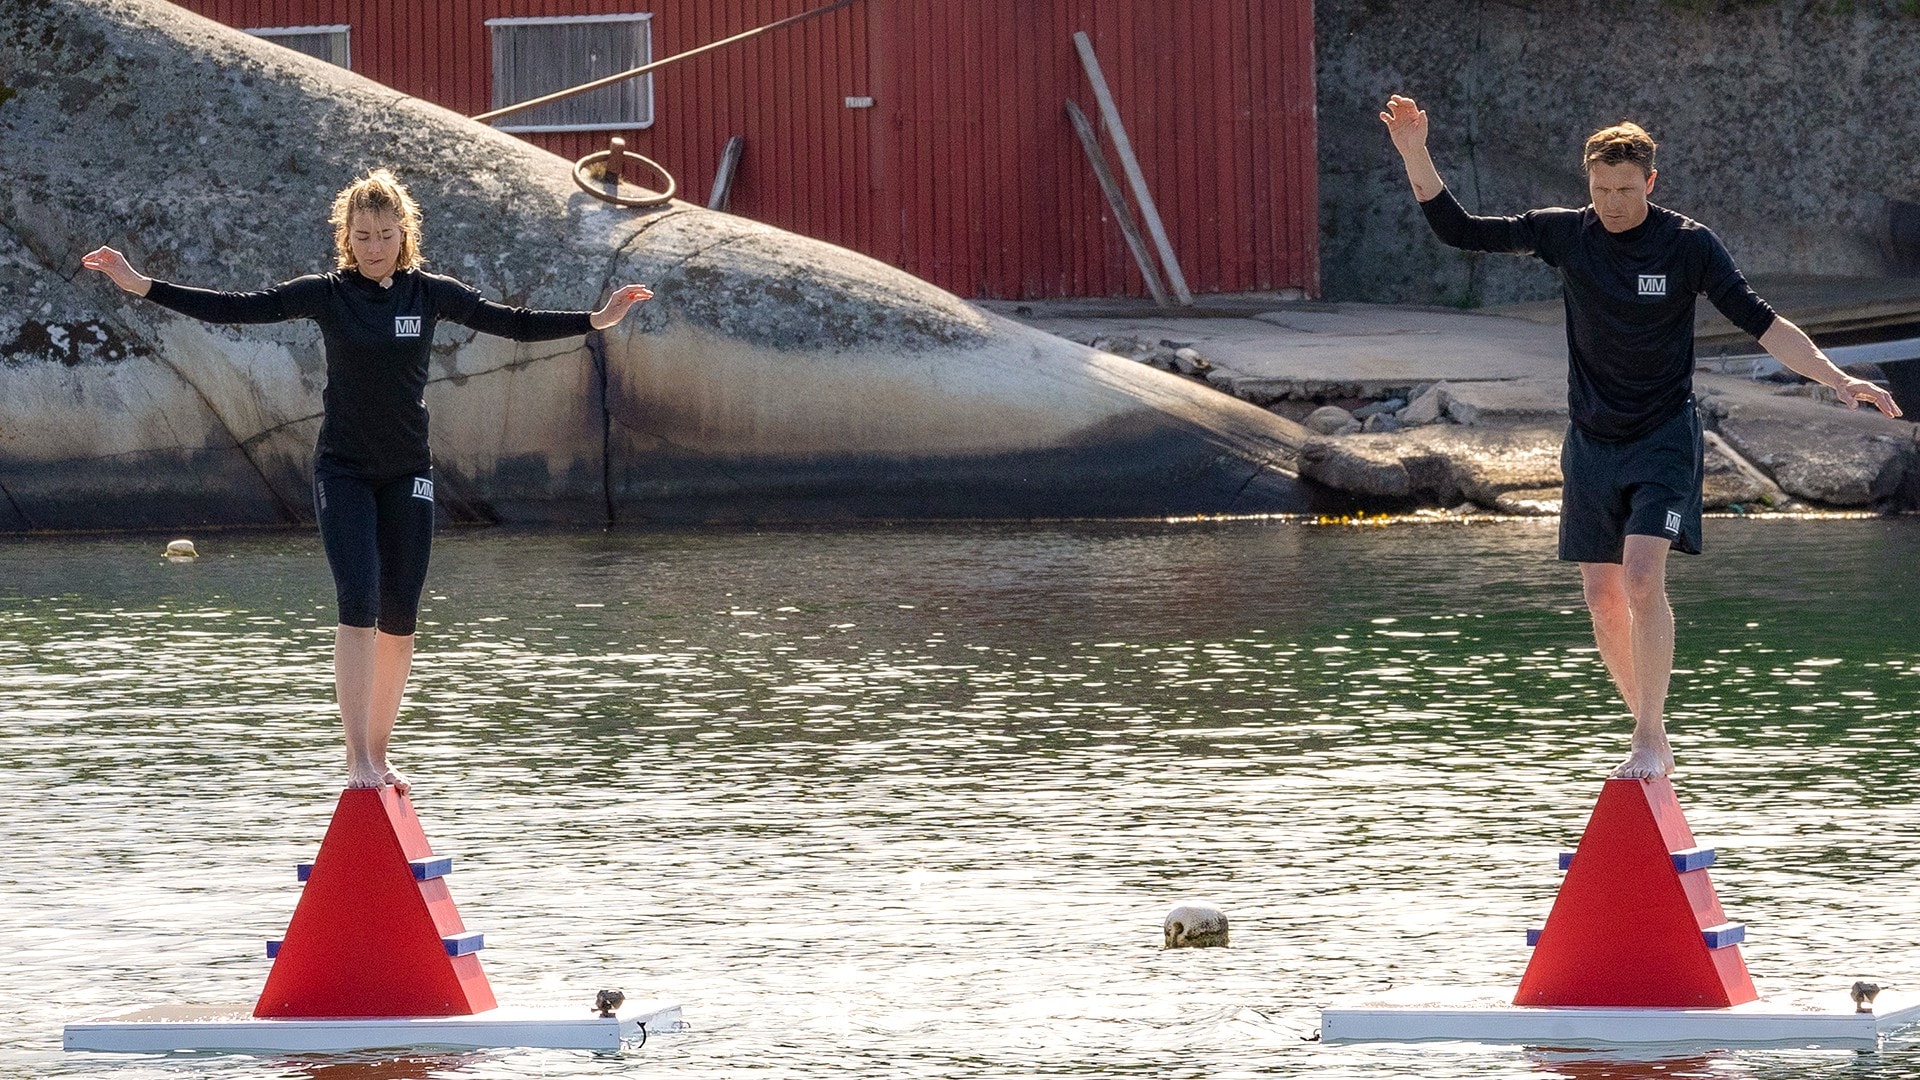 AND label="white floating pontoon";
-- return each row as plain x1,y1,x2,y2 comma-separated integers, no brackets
64,1001,683,1054
1321,985,1920,1048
